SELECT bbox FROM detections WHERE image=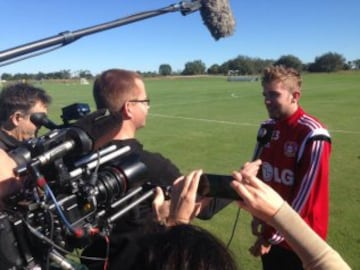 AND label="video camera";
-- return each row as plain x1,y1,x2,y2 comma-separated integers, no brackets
0,105,153,270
